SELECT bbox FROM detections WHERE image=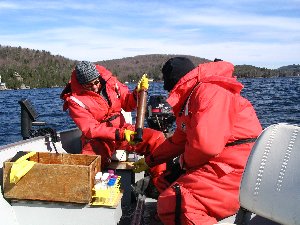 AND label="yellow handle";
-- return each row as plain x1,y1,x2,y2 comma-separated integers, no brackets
10,152,37,184
137,74,149,91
